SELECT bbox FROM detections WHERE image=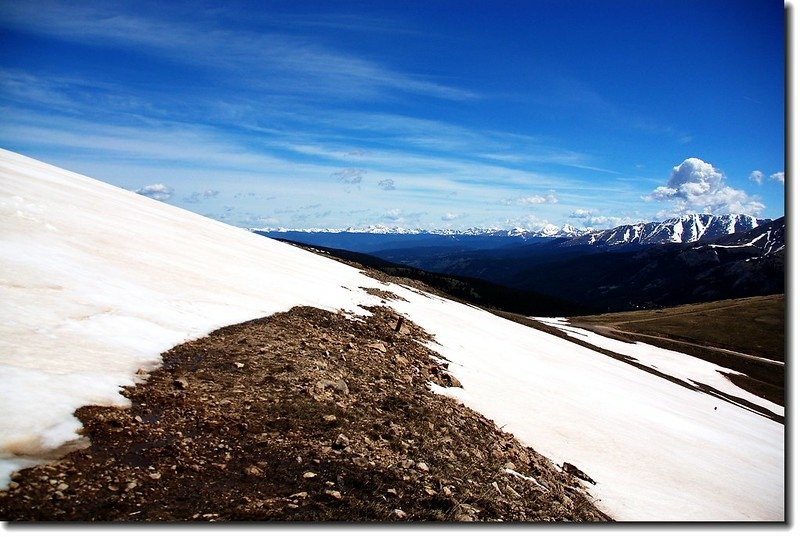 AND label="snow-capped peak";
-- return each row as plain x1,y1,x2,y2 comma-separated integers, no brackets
568,214,767,247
